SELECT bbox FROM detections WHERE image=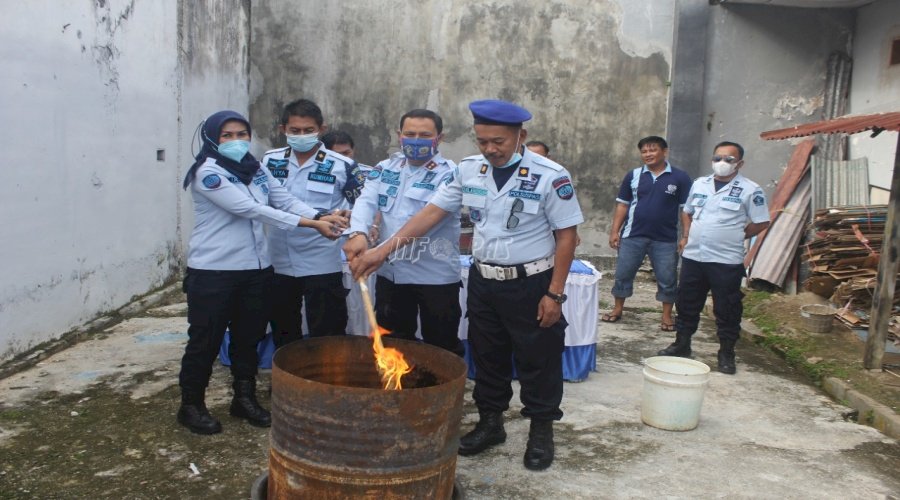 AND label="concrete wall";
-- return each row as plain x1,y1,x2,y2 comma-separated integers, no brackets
0,1,250,361
699,5,854,190
848,0,900,192
249,0,676,256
